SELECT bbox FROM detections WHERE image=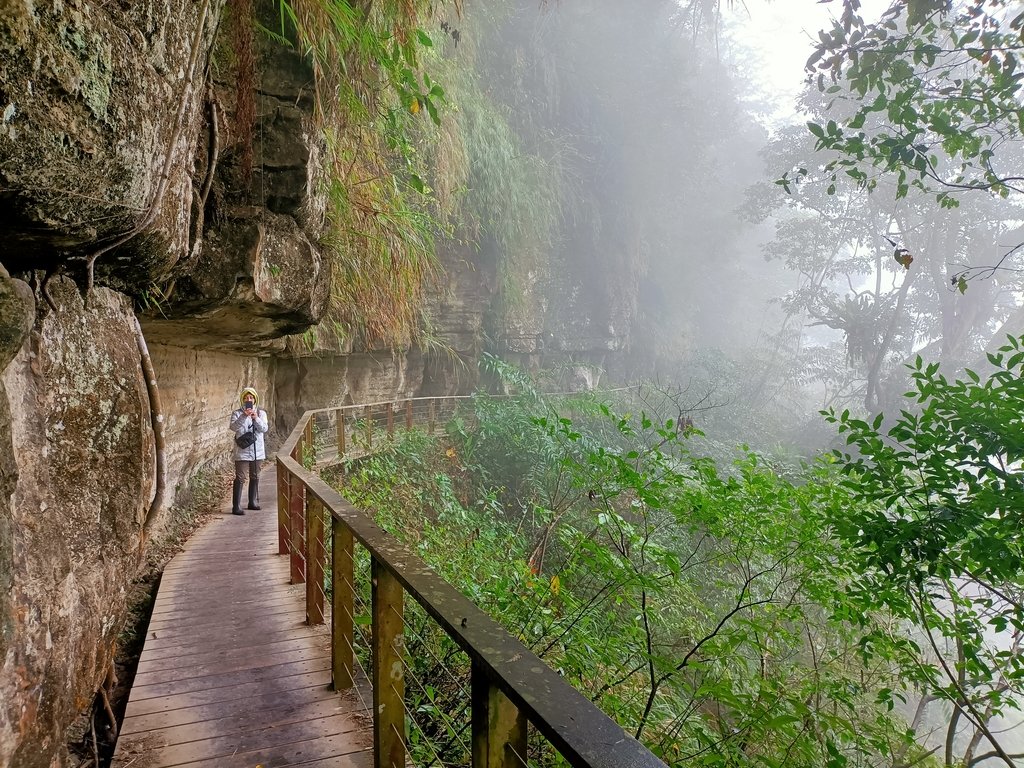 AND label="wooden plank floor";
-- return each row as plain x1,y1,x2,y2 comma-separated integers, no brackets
113,464,373,768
